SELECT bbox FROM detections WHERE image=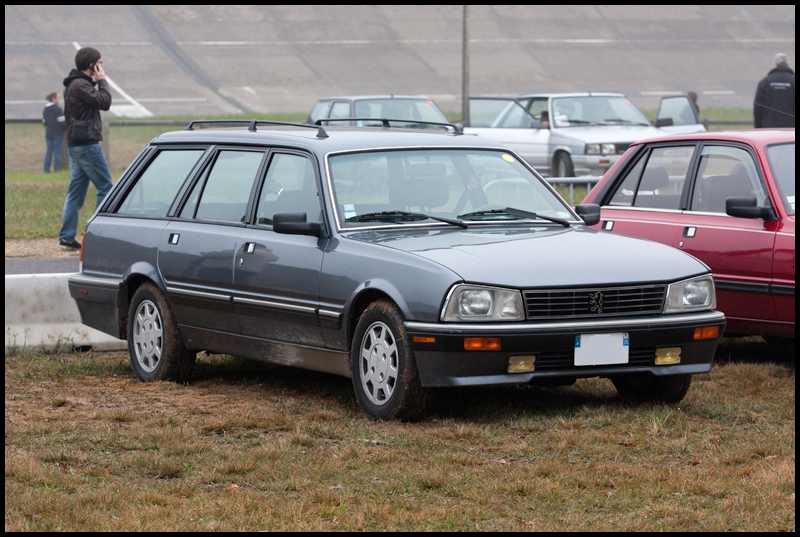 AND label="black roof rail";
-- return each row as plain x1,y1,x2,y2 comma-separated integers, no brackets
185,119,328,139
314,117,463,135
